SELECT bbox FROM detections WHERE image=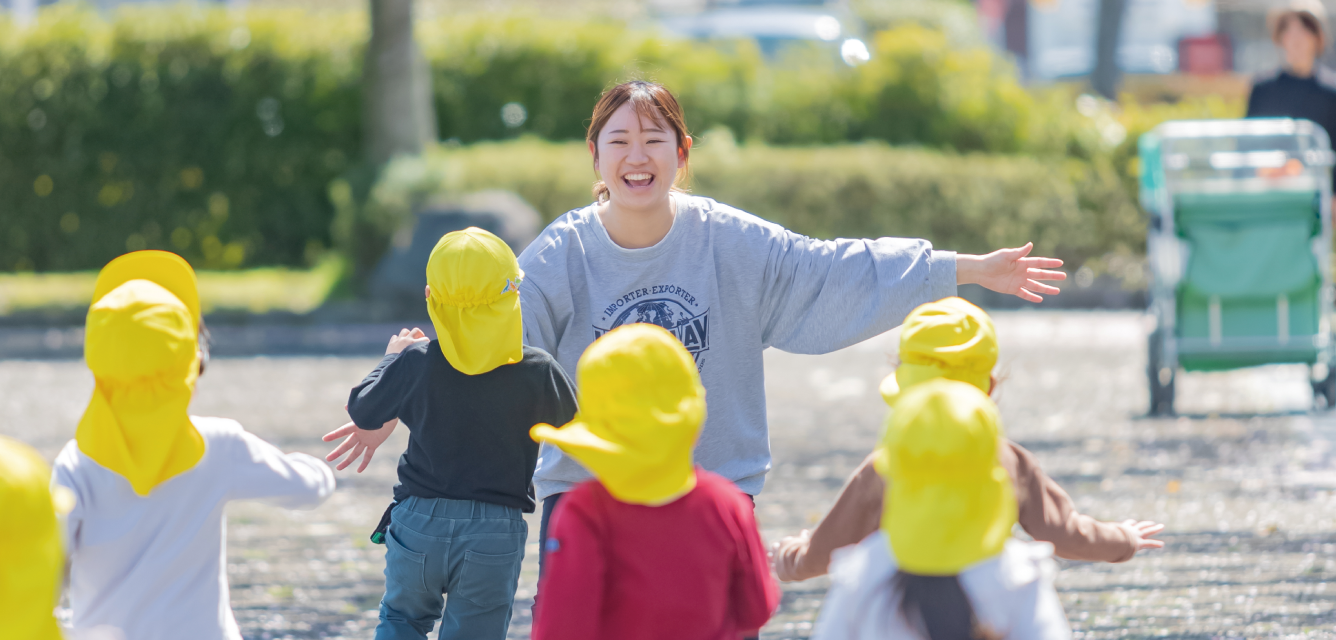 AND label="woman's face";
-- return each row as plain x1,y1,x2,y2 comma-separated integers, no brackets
1280,16,1321,70
590,102,690,211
